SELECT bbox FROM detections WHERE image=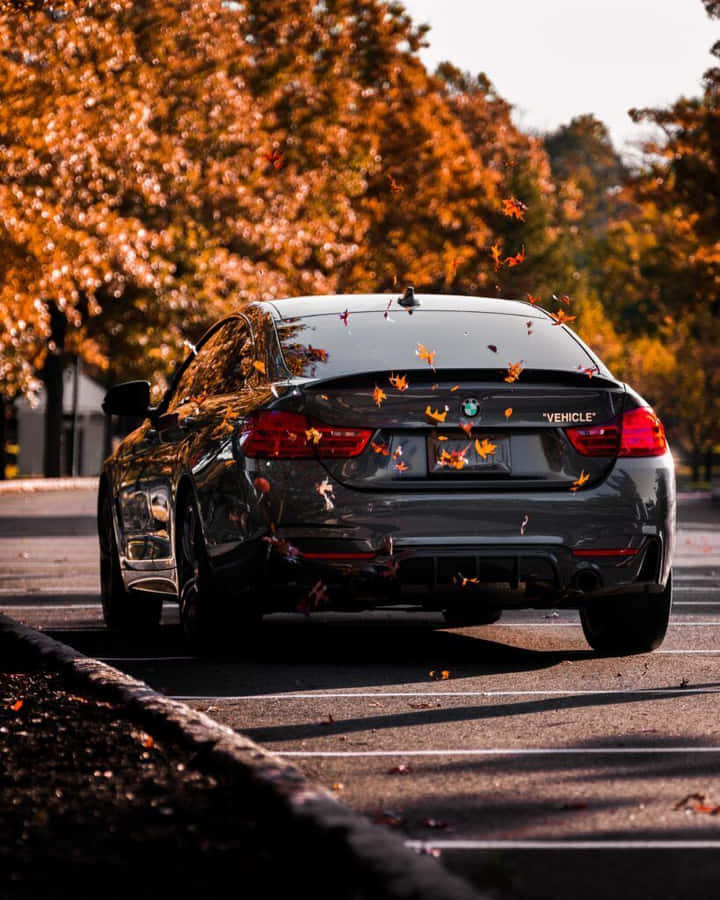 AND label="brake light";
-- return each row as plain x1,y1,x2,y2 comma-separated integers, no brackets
240,410,372,459
565,407,667,458
618,407,667,457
